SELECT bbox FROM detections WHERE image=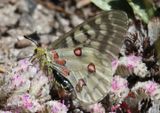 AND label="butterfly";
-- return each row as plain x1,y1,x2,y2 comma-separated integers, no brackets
26,10,128,105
